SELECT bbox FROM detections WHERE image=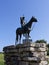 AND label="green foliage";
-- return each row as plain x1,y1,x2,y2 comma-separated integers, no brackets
48,61,49,64
0,62,4,65
47,44,49,56
47,44,49,48
35,39,47,43
0,53,4,65
47,49,49,55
